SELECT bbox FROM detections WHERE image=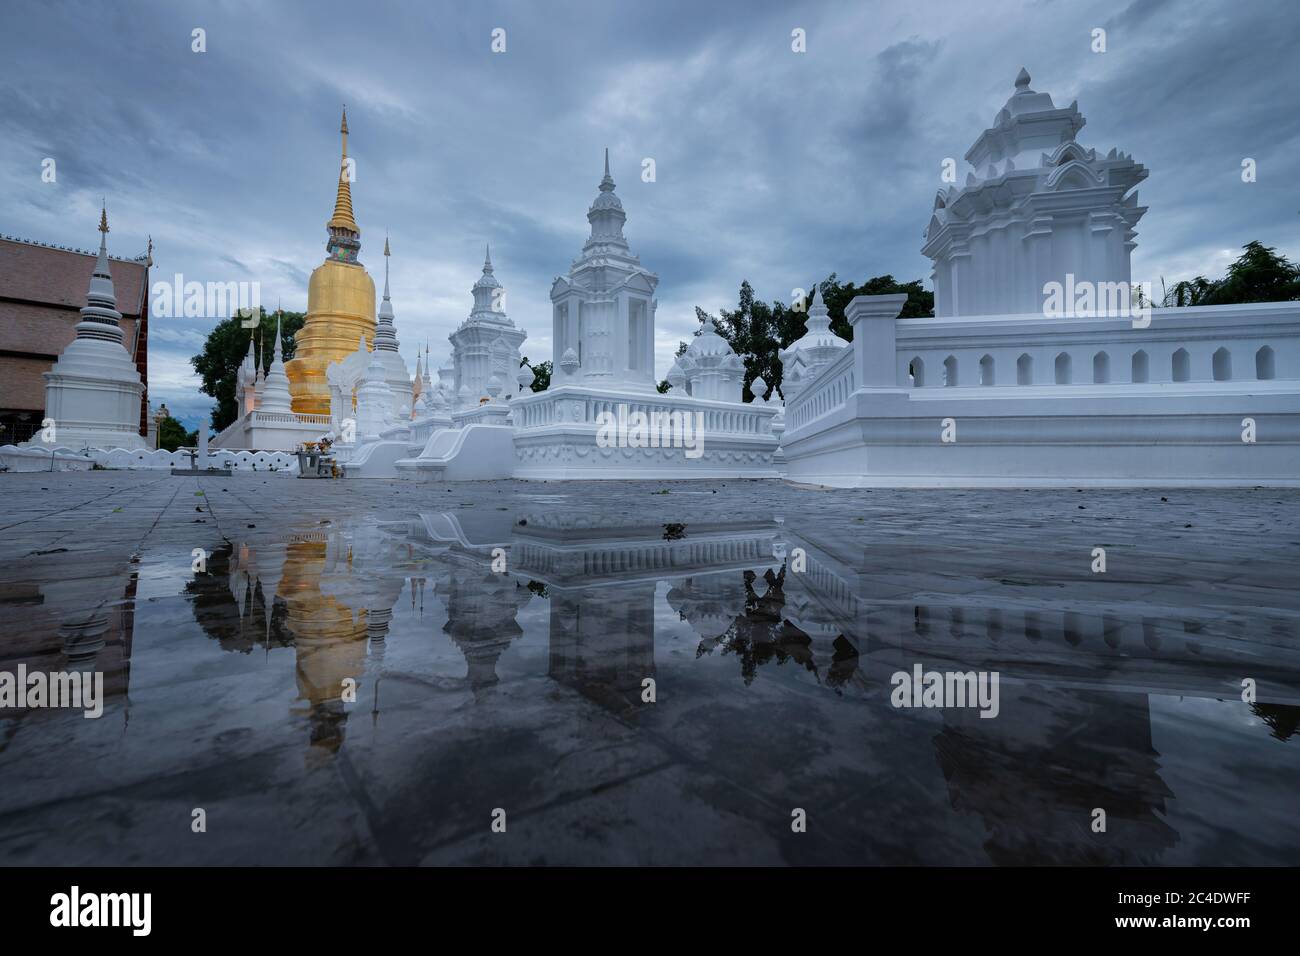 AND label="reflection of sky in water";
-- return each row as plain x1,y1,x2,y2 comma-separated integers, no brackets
1,507,1298,866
